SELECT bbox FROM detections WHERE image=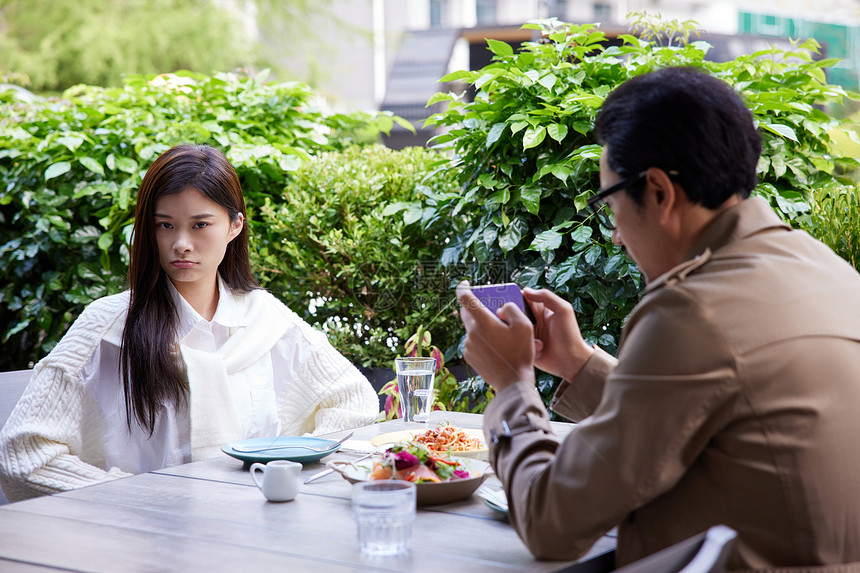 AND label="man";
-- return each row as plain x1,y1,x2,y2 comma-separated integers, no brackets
457,67,860,570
